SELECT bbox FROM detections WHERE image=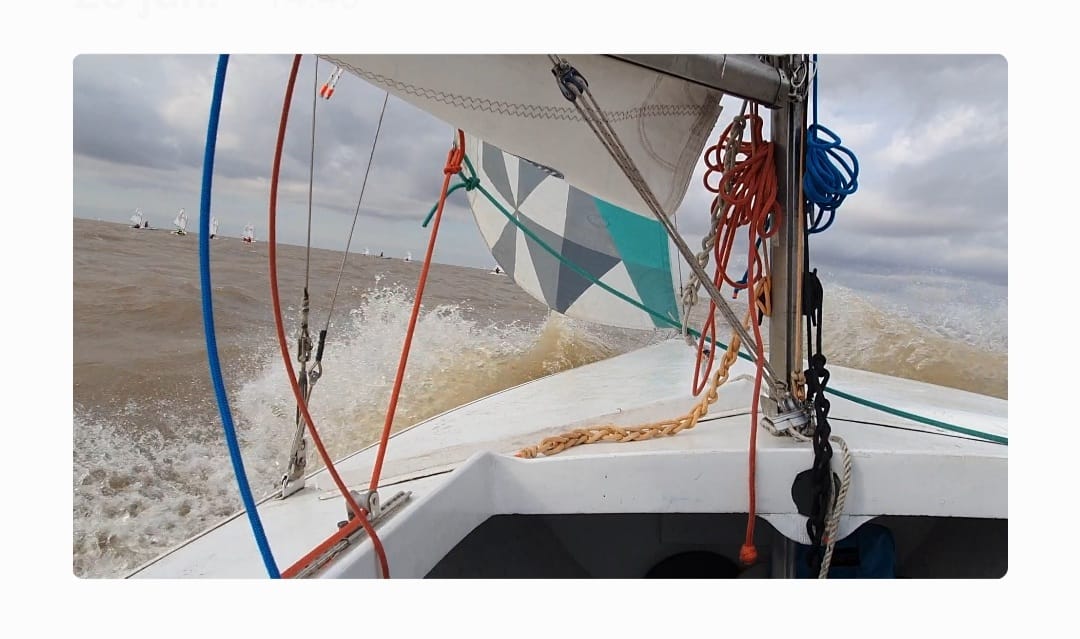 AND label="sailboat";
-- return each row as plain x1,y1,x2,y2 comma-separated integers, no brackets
129,208,144,229
210,216,220,239
172,208,188,236
242,223,255,243
129,54,1006,579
